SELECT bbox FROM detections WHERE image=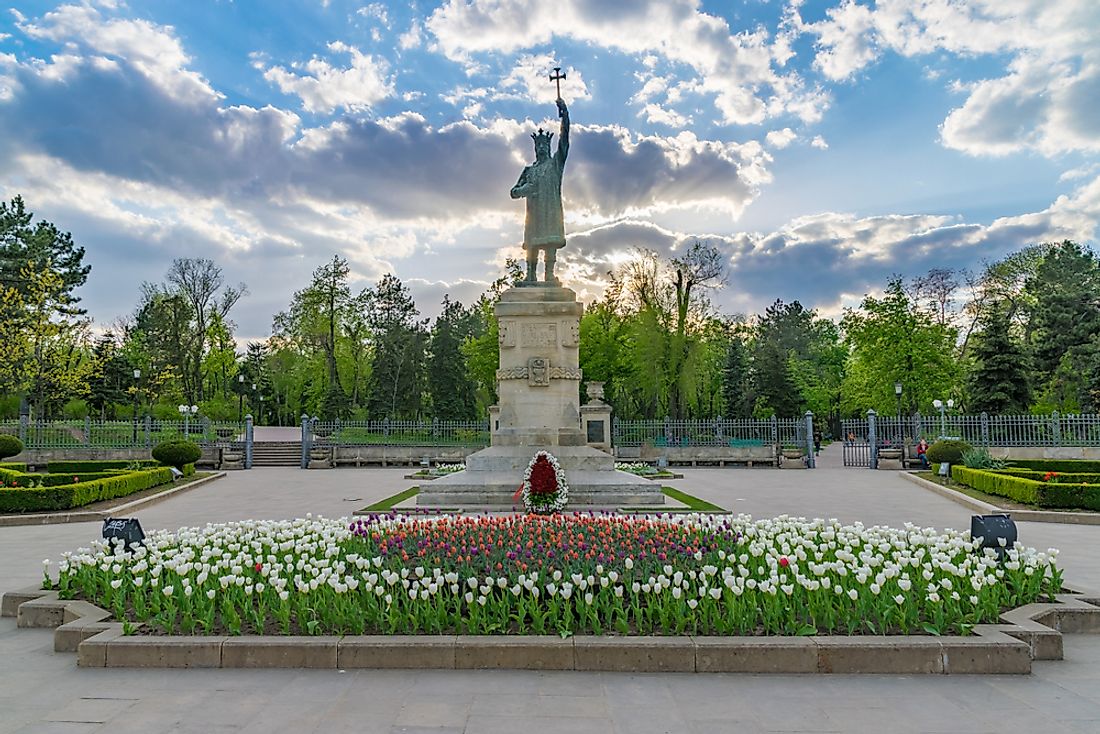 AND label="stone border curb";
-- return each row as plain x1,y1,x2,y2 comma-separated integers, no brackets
901,472,1100,525
5,584,1098,674
0,472,227,527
